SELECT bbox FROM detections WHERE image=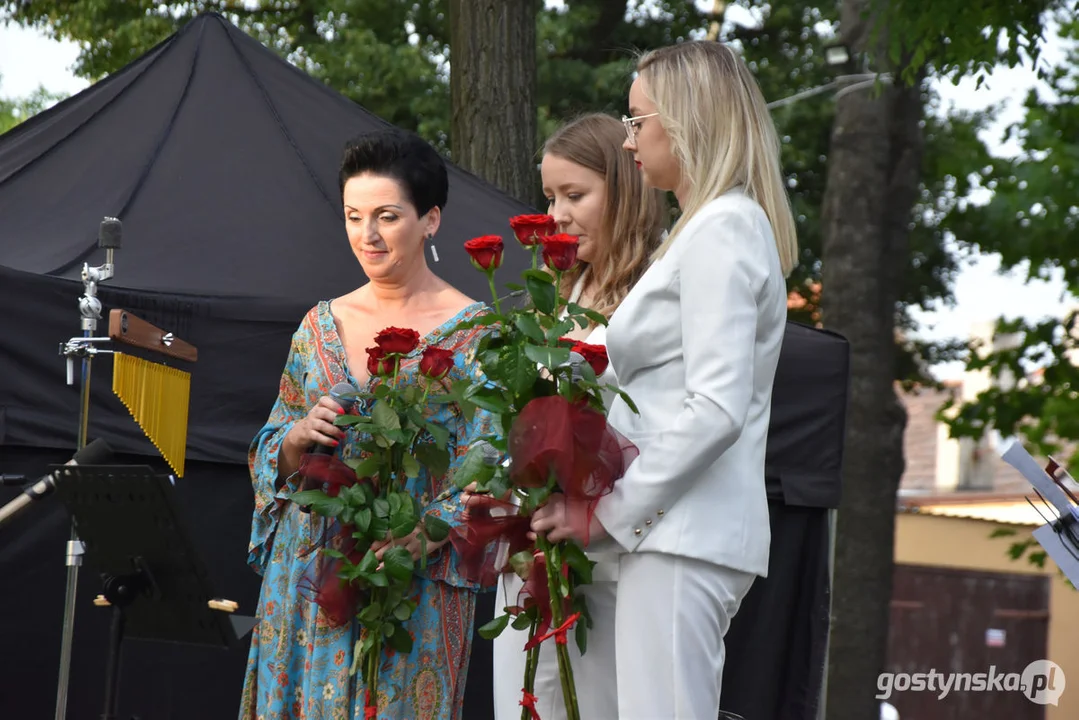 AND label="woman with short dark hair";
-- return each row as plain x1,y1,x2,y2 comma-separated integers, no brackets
240,128,493,720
